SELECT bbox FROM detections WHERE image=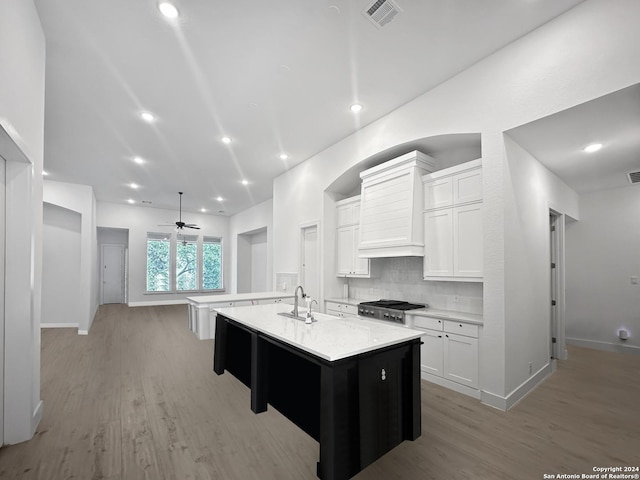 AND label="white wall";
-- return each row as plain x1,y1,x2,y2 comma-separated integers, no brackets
271,0,640,406
229,198,273,294
42,203,82,326
0,0,45,444
503,136,579,401
96,201,230,305
566,185,640,353
43,180,99,334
